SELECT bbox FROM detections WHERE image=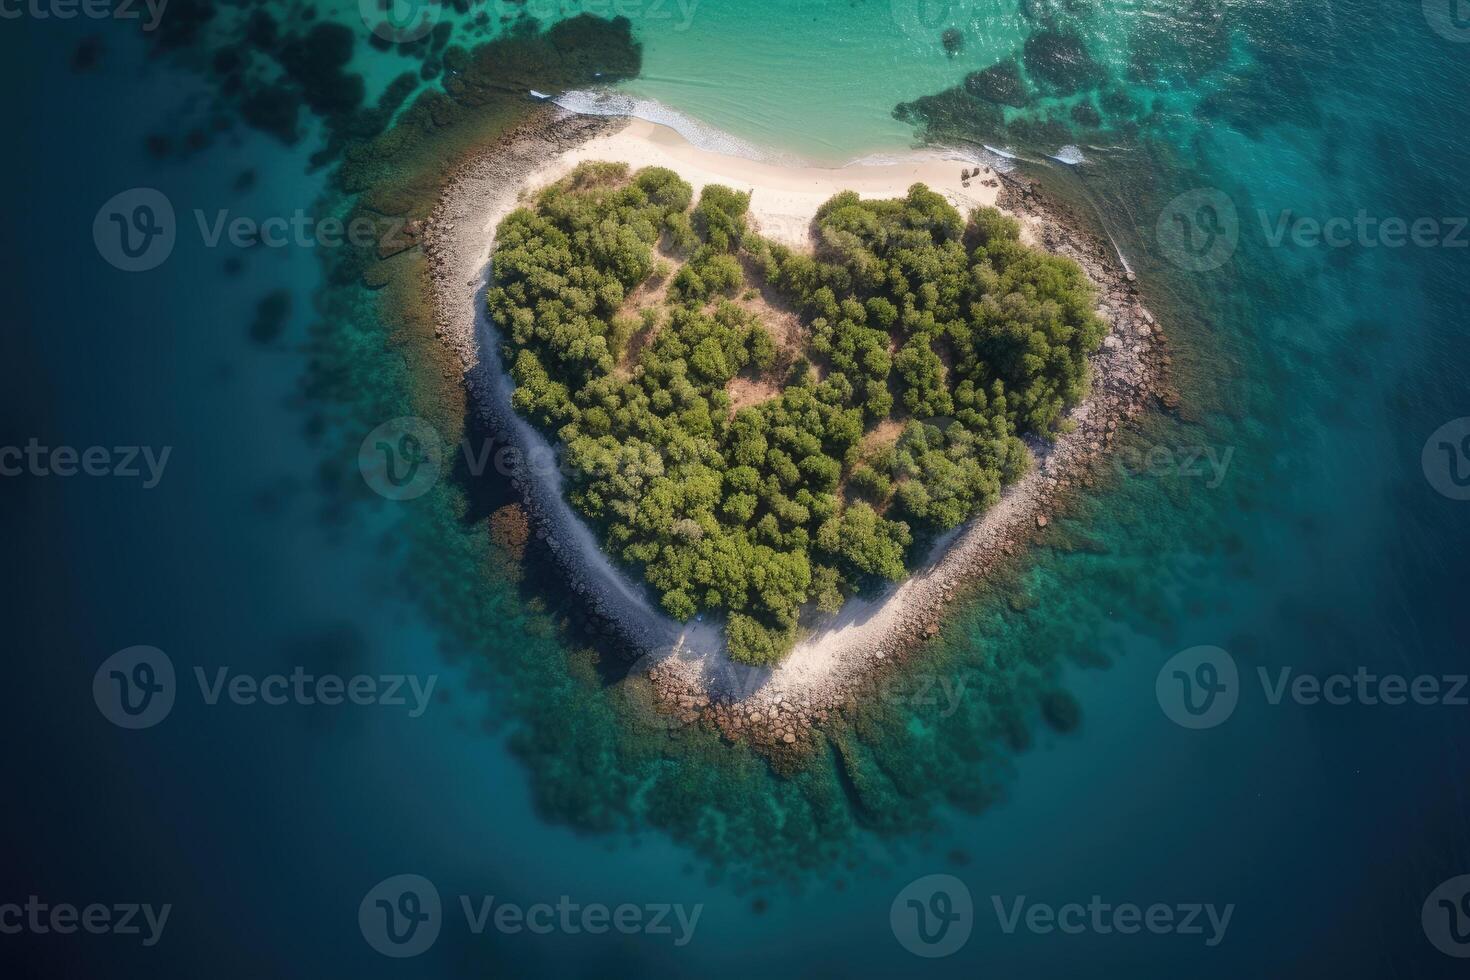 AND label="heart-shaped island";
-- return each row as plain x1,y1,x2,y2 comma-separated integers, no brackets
429,112,1160,750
